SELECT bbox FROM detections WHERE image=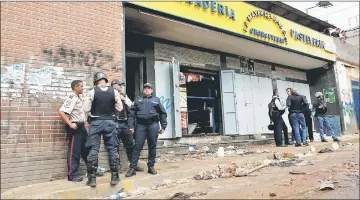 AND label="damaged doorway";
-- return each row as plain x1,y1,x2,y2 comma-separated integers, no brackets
180,67,221,136
125,56,146,101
